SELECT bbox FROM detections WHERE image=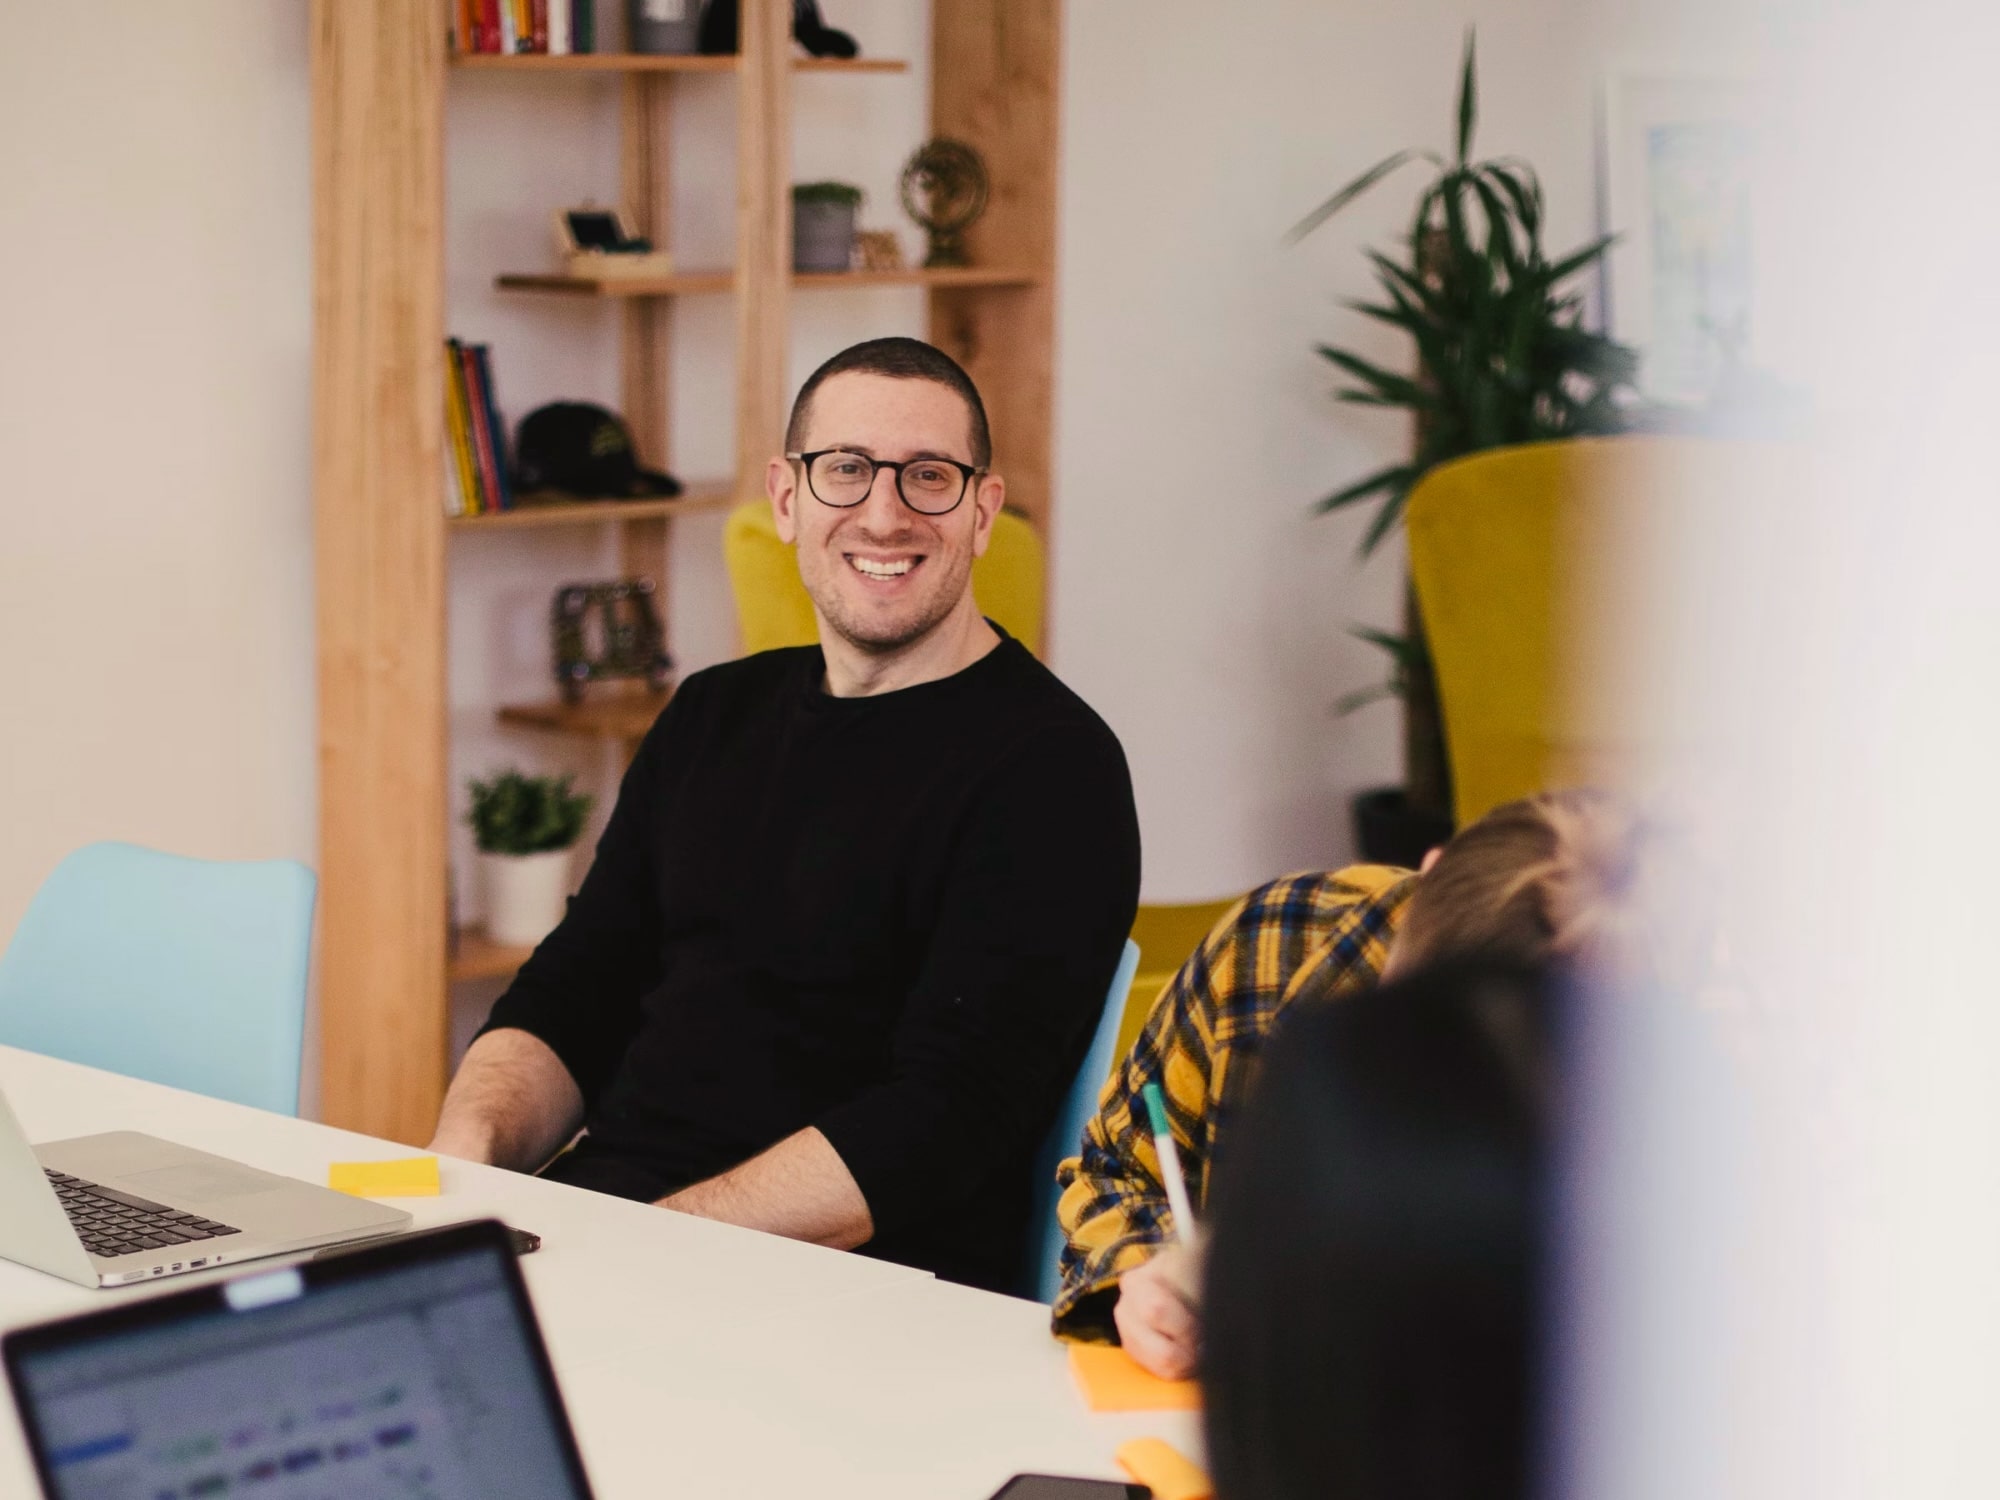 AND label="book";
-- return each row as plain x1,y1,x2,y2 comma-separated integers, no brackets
443,339,482,515
497,0,516,54
473,345,515,511
477,0,500,52
575,0,593,53
549,0,570,55
531,0,549,54
459,343,500,515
